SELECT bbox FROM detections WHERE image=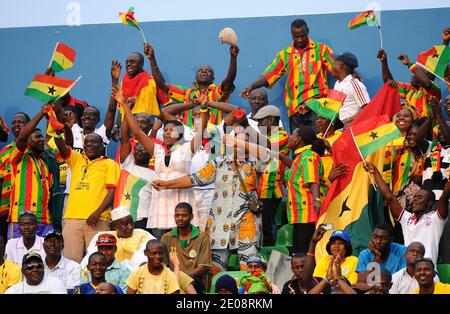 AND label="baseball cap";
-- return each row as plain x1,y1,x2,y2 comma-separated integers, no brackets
44,230,64,242
252,105,281,120
333,52,358,71
96,233,117,247
22,251,43,265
